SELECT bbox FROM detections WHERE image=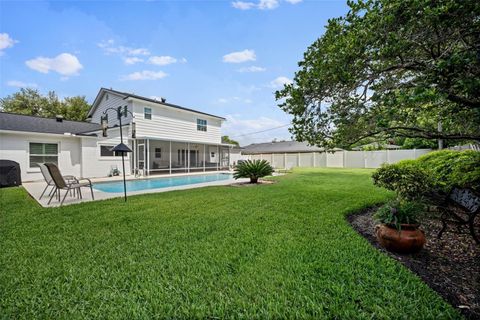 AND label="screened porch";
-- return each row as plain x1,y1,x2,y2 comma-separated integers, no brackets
131,139,231,176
